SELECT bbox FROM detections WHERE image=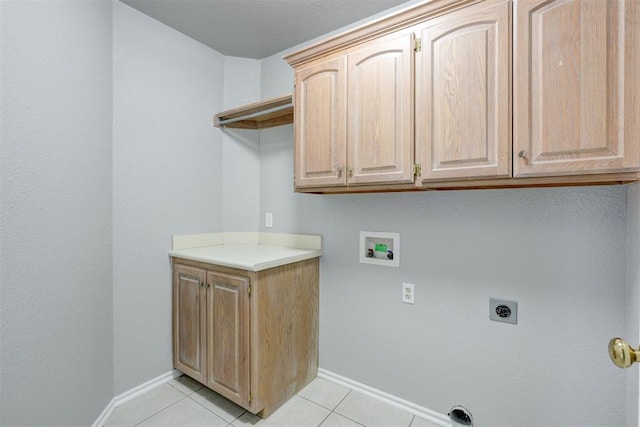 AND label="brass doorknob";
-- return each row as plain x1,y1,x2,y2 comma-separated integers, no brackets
608,337,639,368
